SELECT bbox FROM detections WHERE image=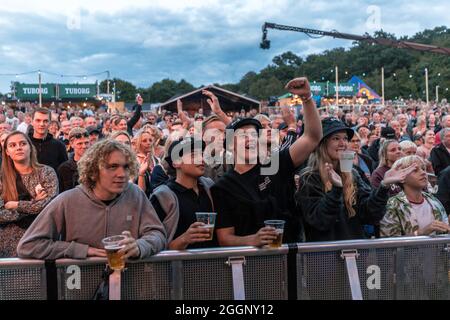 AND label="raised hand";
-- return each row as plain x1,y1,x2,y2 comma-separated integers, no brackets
202,90,222,114
325,162,343,187
138,155,150,176
136,94,143,106
177,99,191,126
382,164,417,186
281,106,296,127
285,77,311,99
